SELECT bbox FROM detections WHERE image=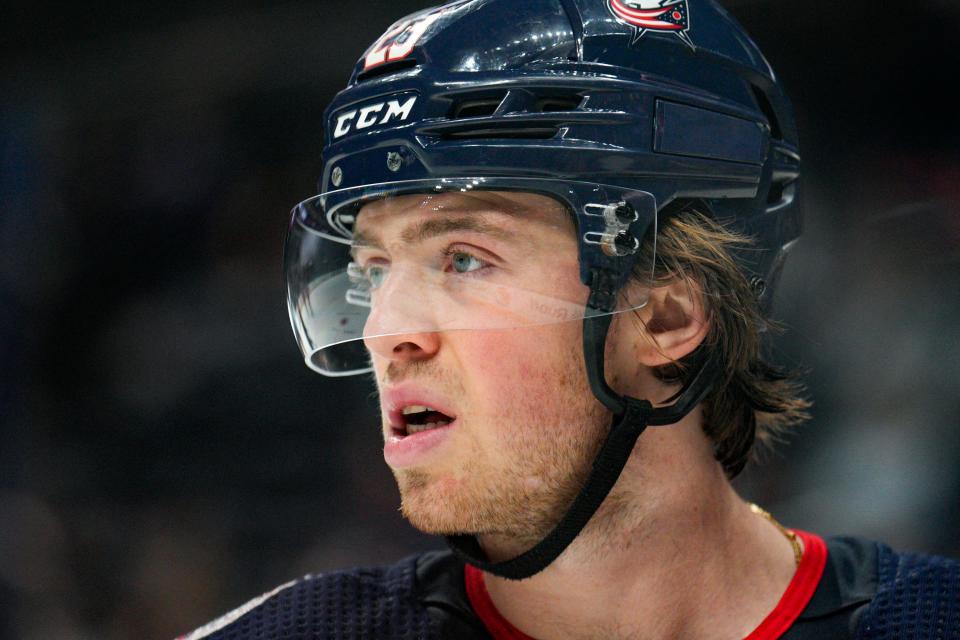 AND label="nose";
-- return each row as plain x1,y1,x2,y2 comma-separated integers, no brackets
361,268,442,365
364,330,441,365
